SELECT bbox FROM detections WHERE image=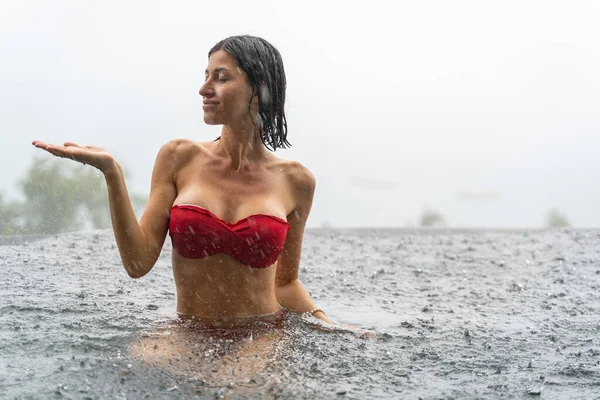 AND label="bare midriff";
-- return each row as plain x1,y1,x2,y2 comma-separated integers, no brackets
172,251,281,318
